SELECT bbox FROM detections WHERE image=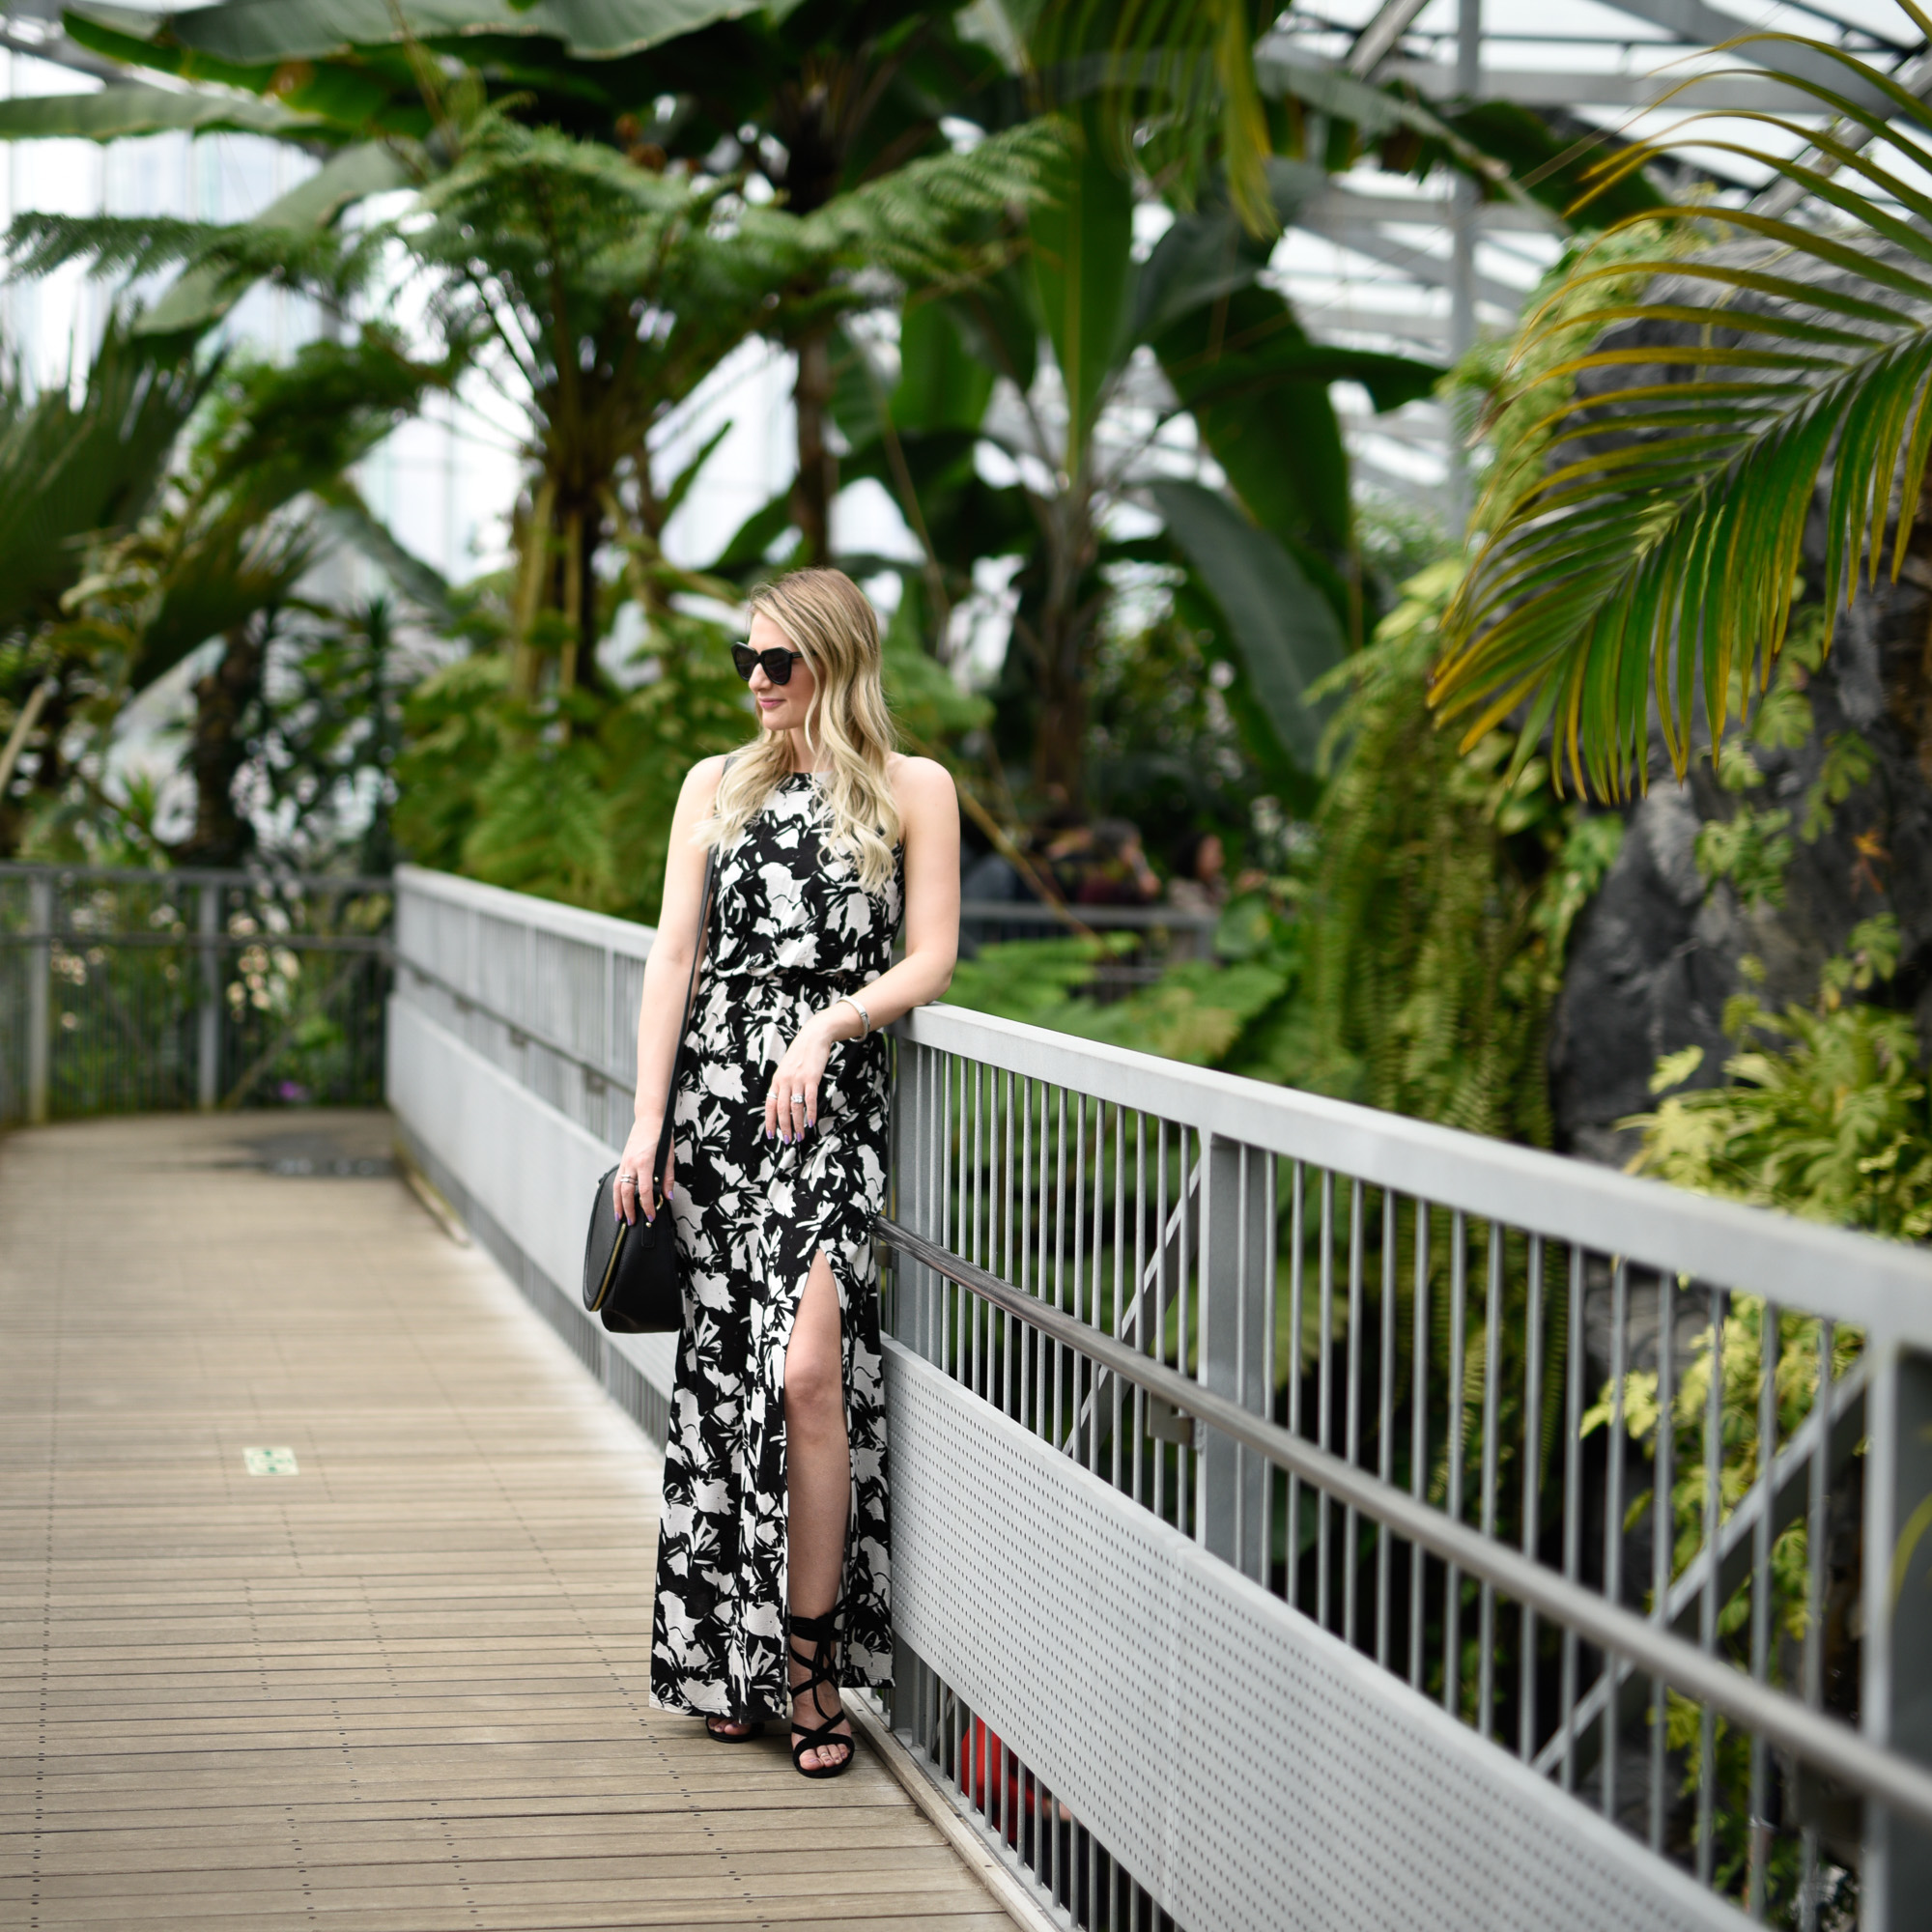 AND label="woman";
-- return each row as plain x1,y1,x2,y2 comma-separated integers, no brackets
614,568,959,1778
